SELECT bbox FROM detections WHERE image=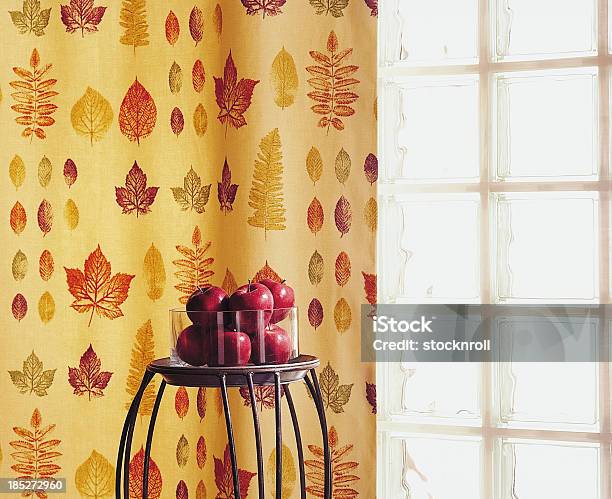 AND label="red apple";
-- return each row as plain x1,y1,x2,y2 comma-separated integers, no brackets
259,279,295,323
228,282,274,335
176,325,208,366
208,330,252,366
186,285,229,328
251,324,292,365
